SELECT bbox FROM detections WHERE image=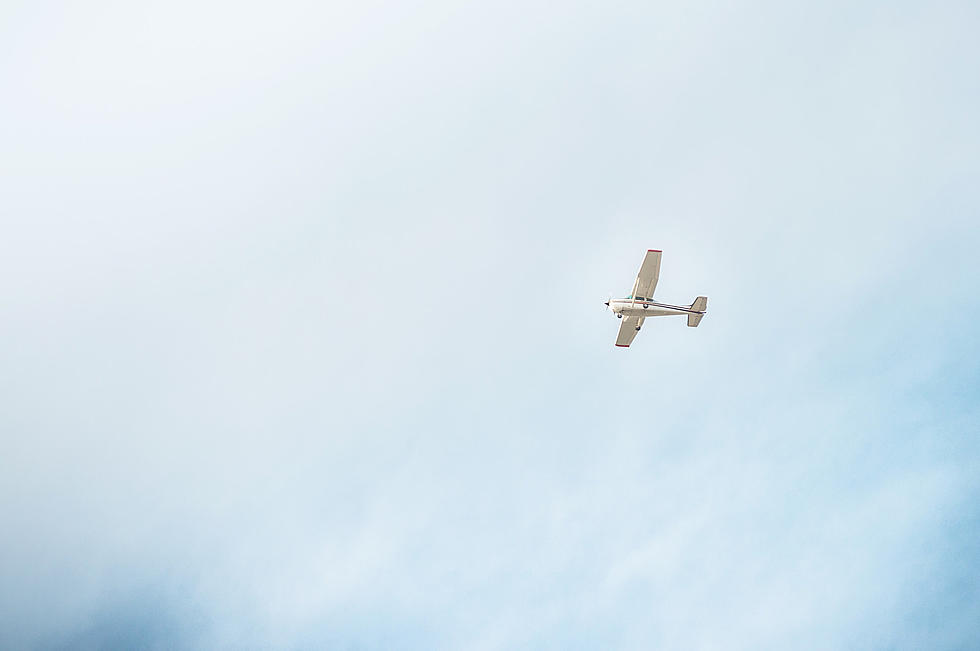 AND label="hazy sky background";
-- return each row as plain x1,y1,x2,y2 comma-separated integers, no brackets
1,1,978,649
